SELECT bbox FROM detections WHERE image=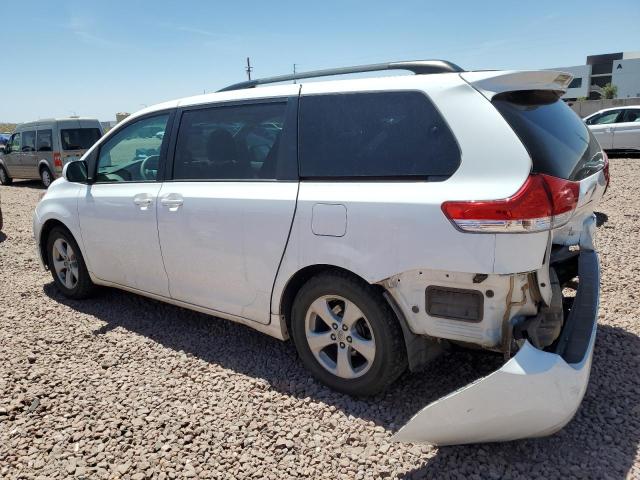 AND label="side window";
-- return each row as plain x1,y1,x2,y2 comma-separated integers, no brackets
173,102,287,181
588,111,622,125
622,109,640,123
9,133,21,153
36,130,53,151
96,114,169,183
299,92,460,179
22,131,36,152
